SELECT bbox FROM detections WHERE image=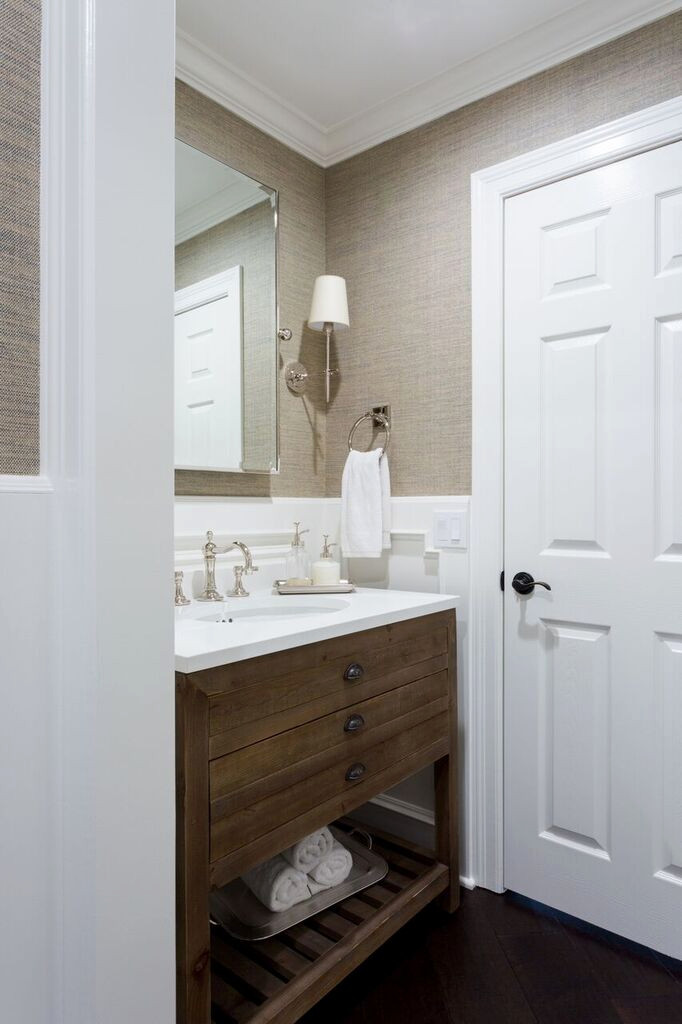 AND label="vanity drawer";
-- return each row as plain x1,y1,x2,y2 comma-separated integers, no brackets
210,669,449,804
203,611,452,758
209,701,449,873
